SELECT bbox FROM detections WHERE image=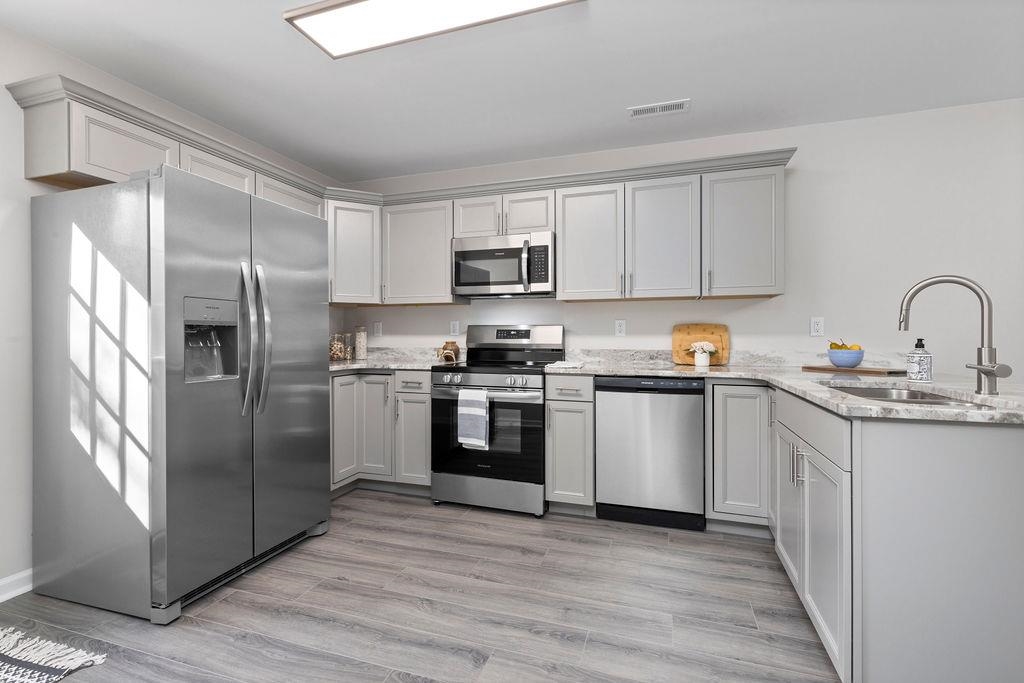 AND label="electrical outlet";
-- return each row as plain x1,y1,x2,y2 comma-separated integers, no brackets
810,317,825,337
449,320,460,336
614,319,627,337
372,321,383,337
